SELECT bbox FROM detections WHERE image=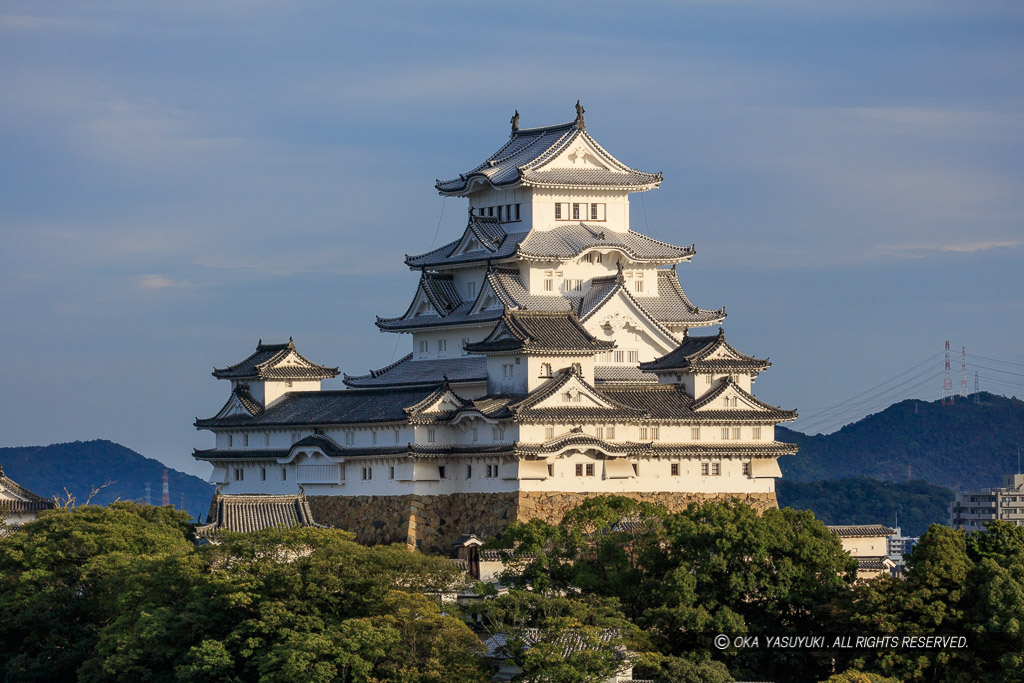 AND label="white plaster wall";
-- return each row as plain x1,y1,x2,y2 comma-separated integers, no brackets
264,379,321,406
412,327,492,360
840,536,888,557
468,188,531,227
525,356,595,391
529,189,630,233
486,354,527,394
